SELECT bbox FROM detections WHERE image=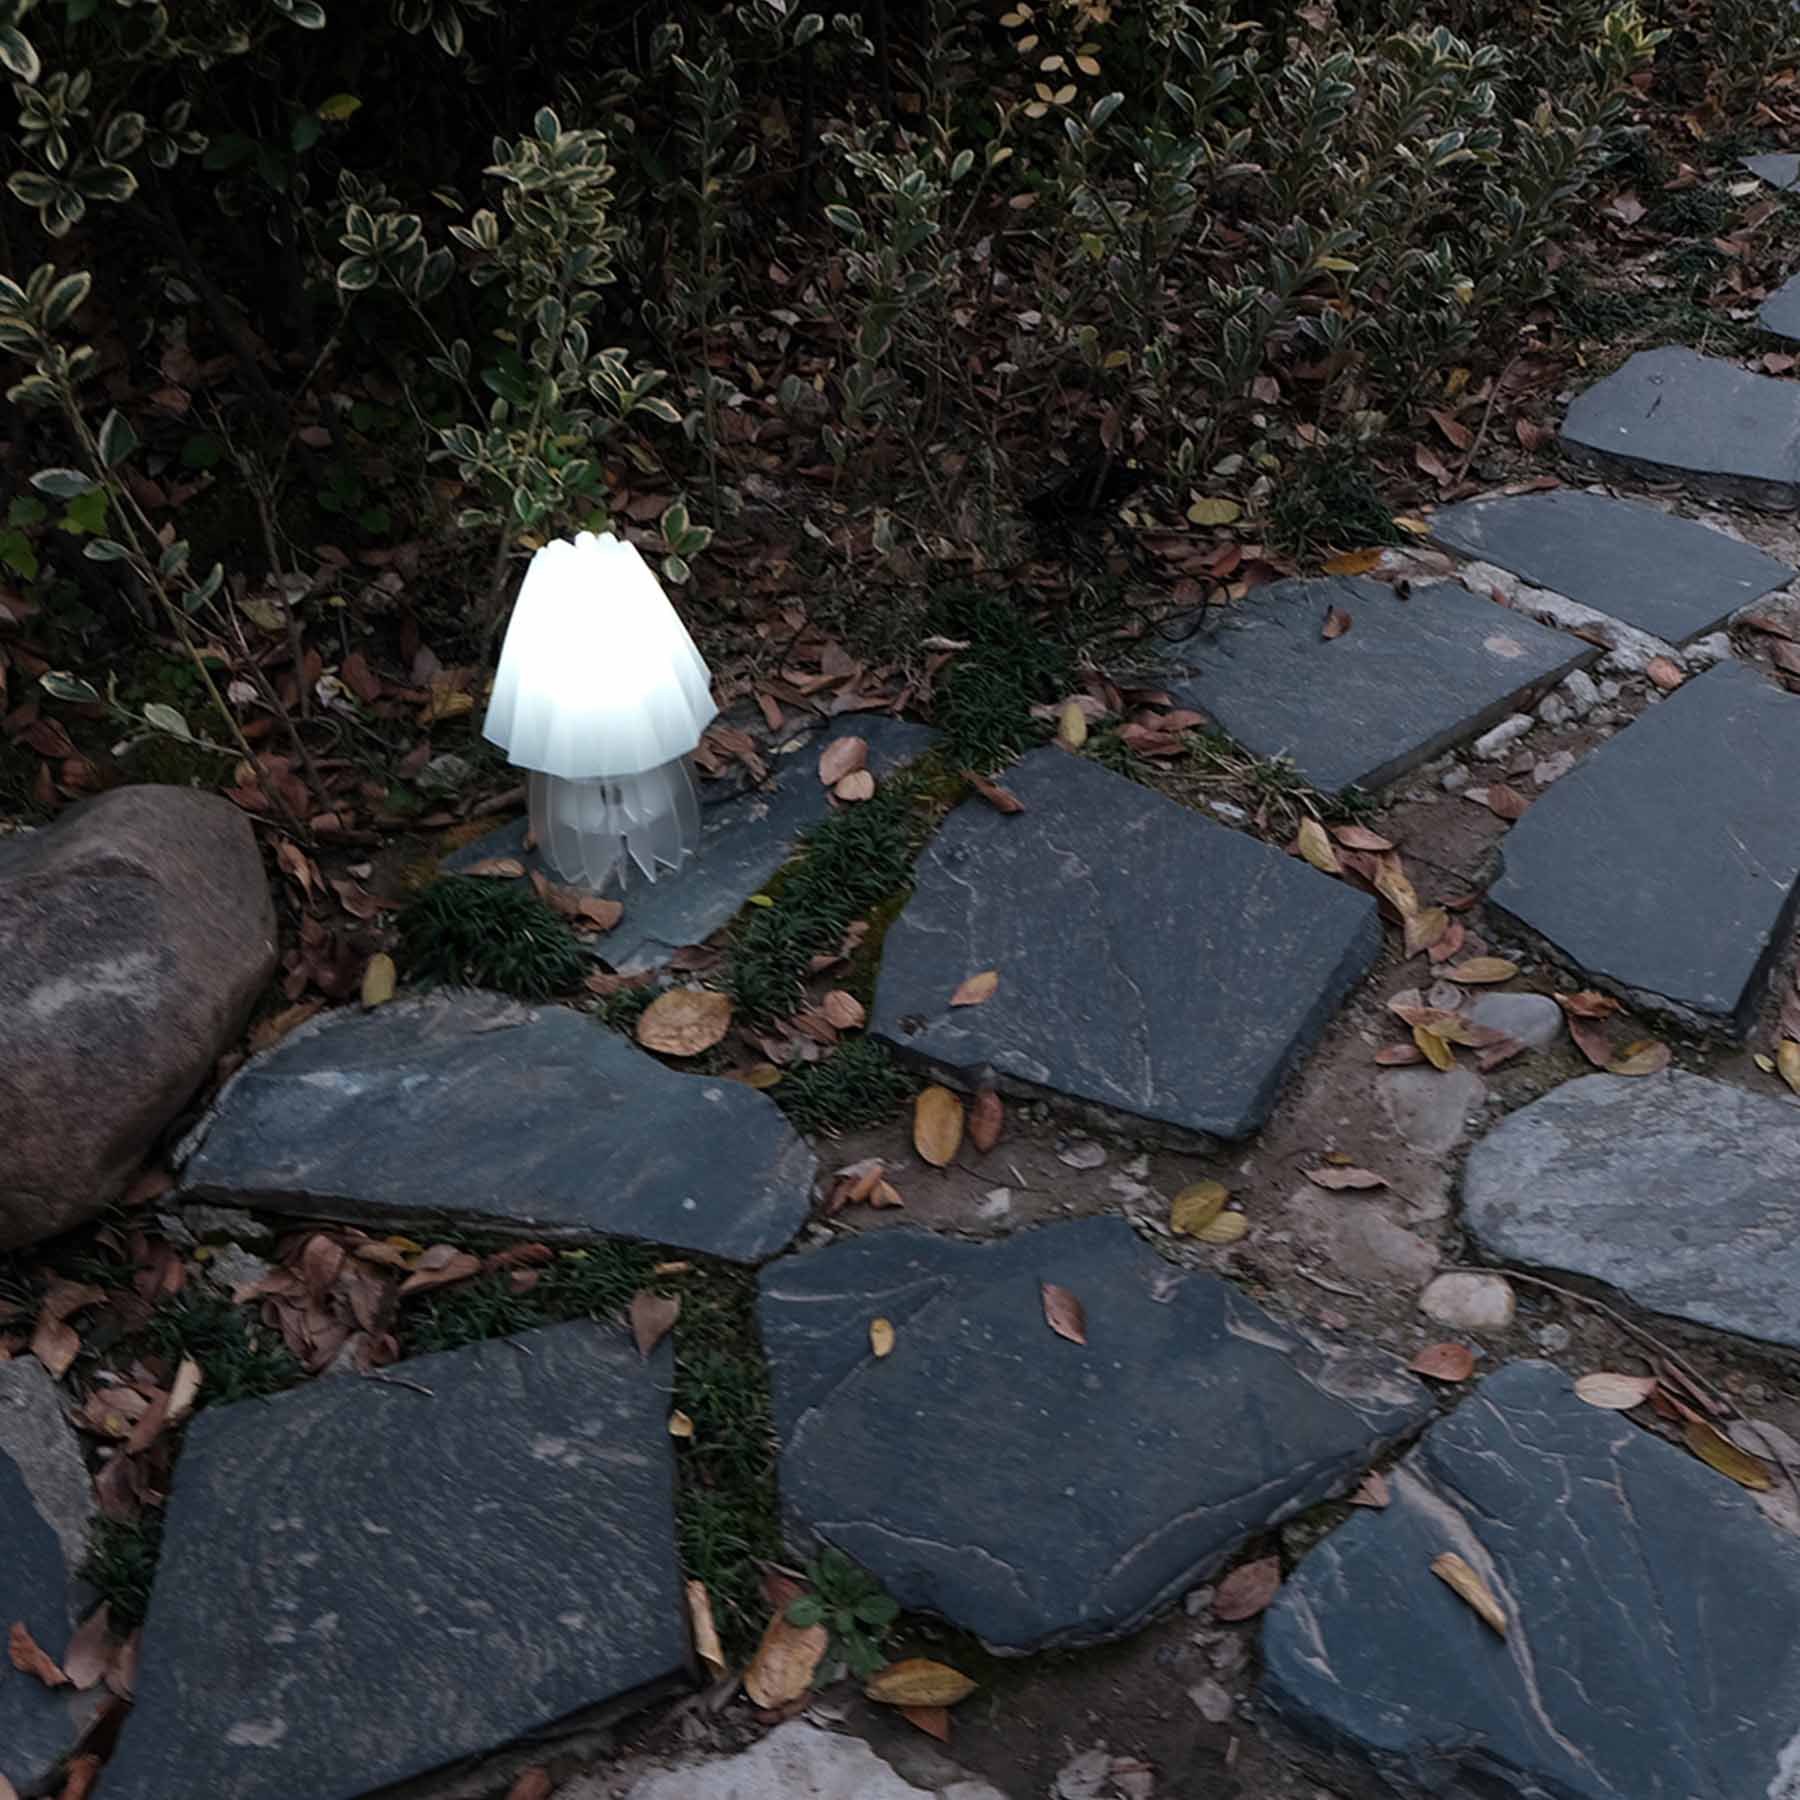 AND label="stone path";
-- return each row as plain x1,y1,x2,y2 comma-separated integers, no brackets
869,747,1379,1141
1154,573,1589,792
1262,1361,1800,1799
15,284,1800,1800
